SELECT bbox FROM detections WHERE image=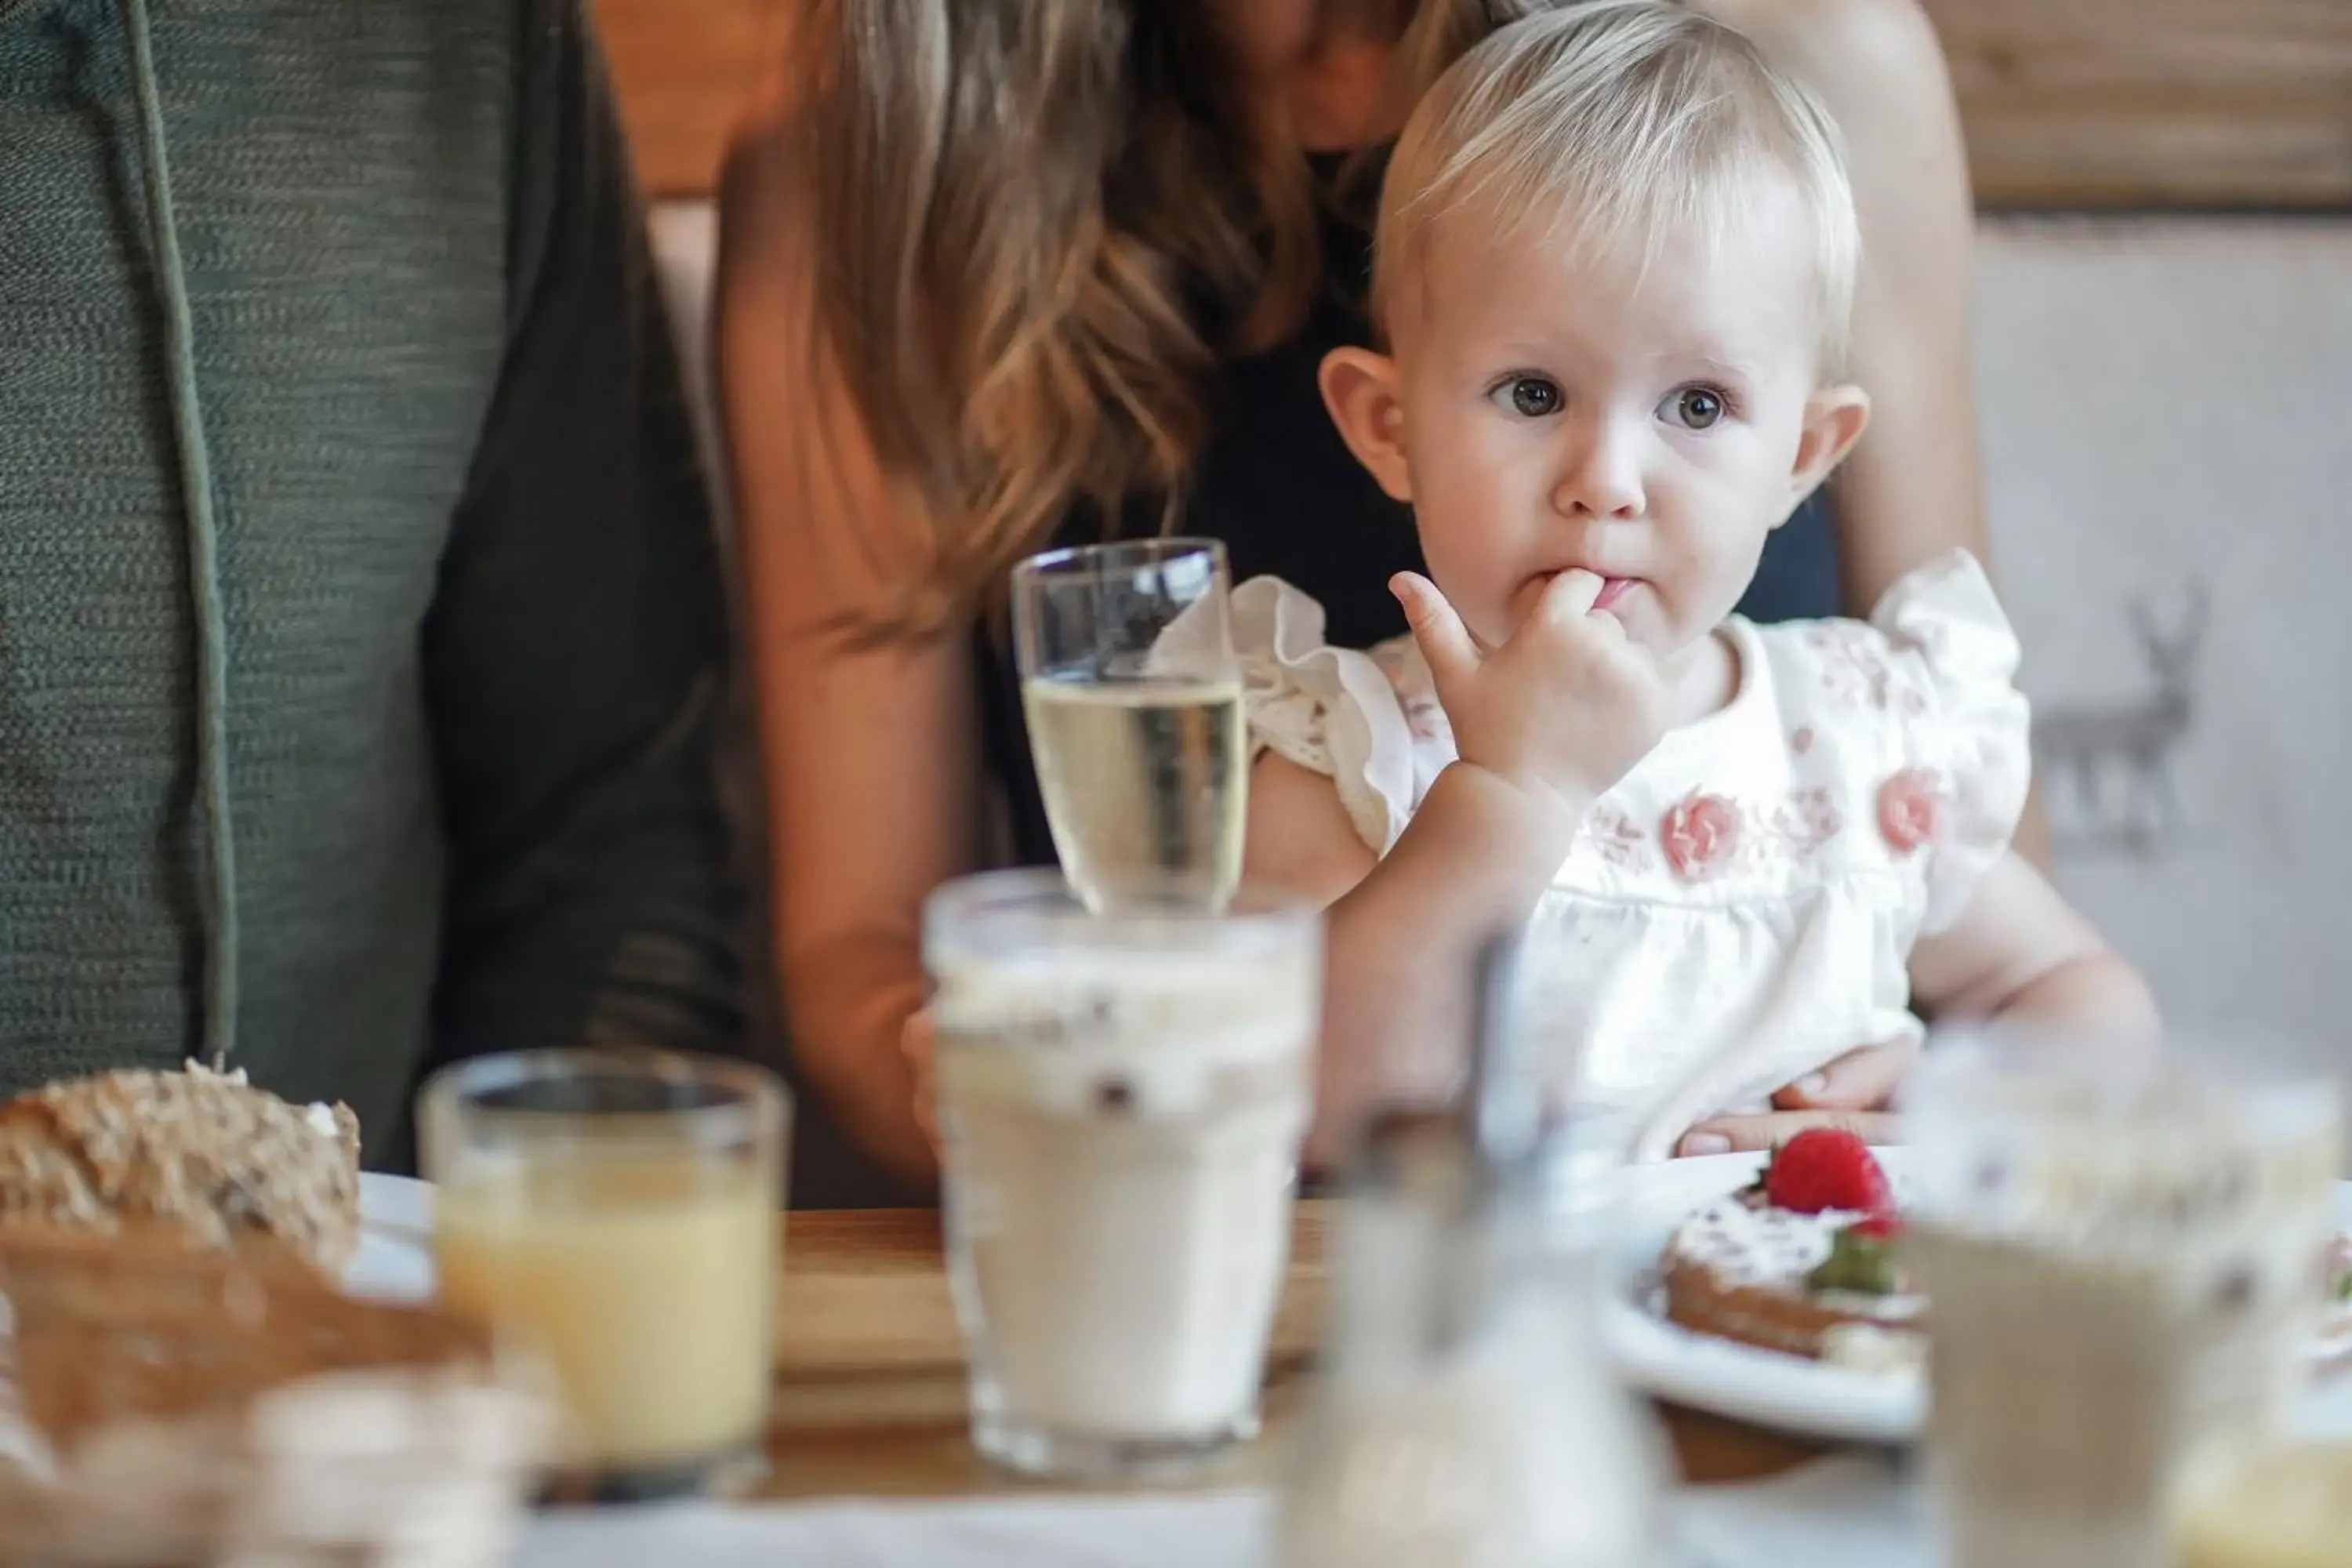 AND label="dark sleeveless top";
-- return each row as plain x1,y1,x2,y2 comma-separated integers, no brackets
975,154,1842,868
